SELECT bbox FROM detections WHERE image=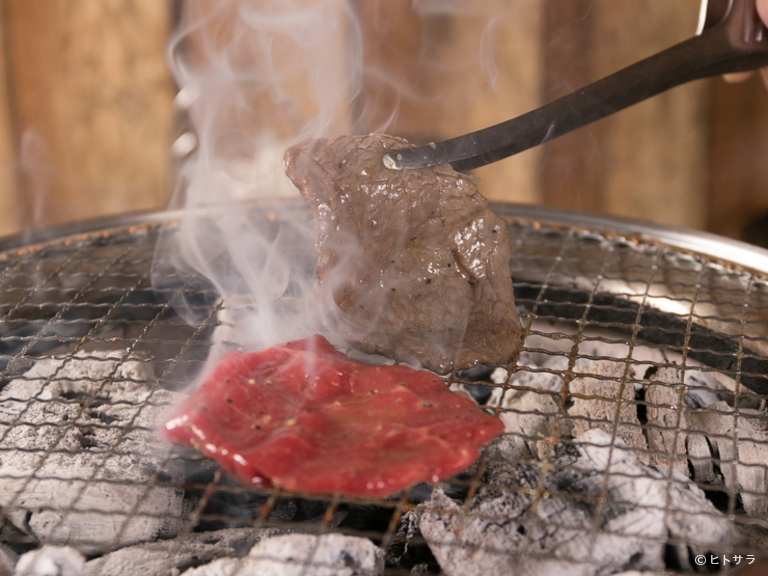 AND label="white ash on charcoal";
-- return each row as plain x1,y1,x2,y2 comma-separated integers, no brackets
642,367,688,474
568,359,649,457
416,429,740,576
180,533,384,576
82,527,283,576
562,338,768,518
483,369,564,462
526,320,757,409
14,546,84,576
565,350,726,475
687,401,768,520
684,366,765,410
460,322,768,530
0,350,186,554
520,320,671,374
